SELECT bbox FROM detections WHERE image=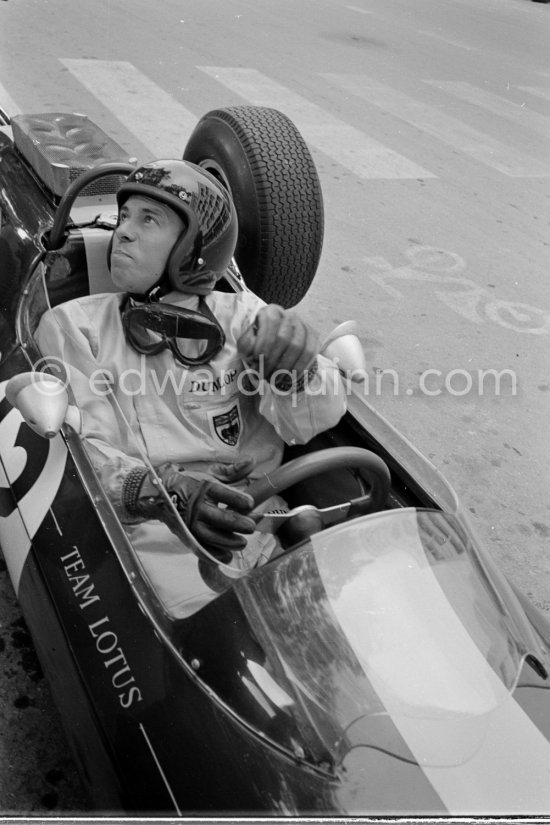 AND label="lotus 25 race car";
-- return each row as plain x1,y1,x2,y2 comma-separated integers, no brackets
0,104,549,816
